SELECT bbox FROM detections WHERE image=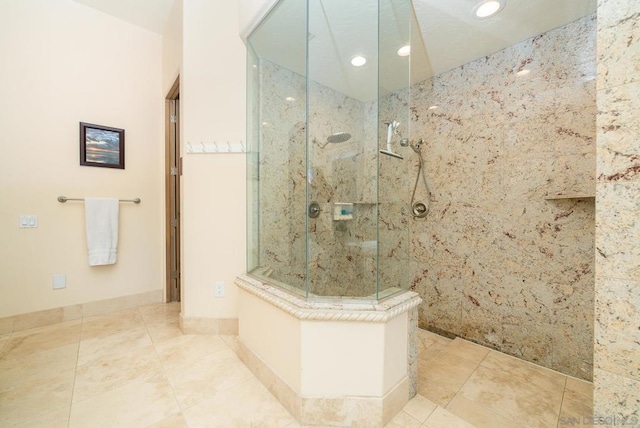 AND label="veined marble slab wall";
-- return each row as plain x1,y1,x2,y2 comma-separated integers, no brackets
256,60,307,292
306,77,378,298
408,15,596,380
257,60,384,298
594,0,640,421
